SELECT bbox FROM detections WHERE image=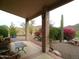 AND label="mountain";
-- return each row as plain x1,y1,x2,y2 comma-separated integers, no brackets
73,24,79,31
65,24,79,31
